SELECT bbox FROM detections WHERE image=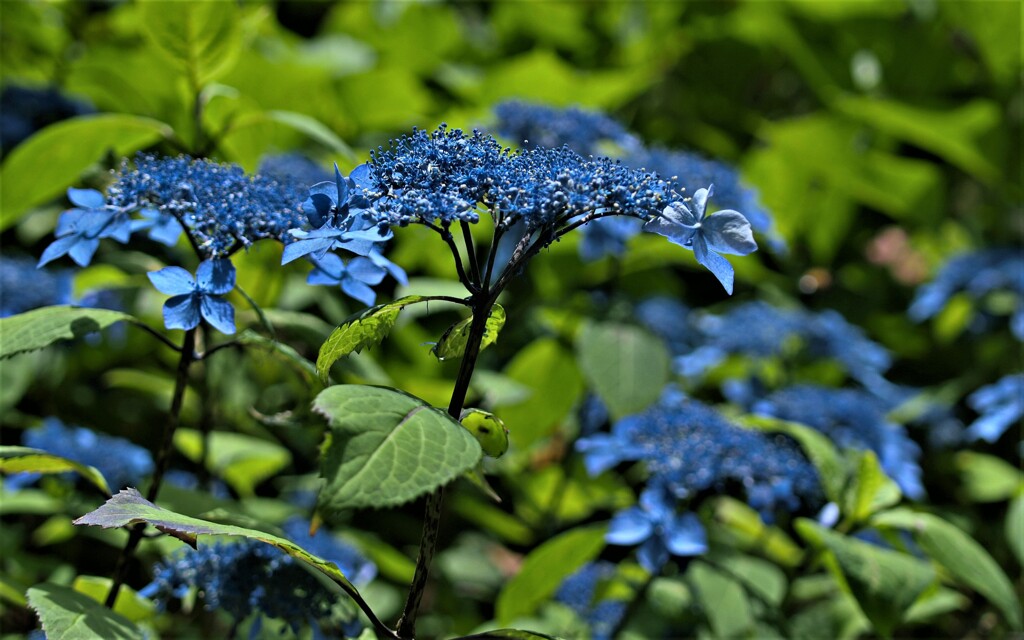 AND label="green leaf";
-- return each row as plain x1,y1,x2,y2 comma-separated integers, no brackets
139,0,241,86
709,497,804,567
738,414,846,503
903,585,969,625
796,519,935,638
265,110,354,157
496,338,584,447
689,561,755,638
1008,495,1024,566
575,322,670,419
0,306,138,360
316,295,427,383
432,304,506,361
0,446,111,496
26,582,142,640
454,630,560,640
872,508,1023,630
0,115,171,230
954,451,1024,503
74,488,360,592
173,429,292,498
72,576,155,624
314,385,481,514
235,330,322,386
842,450,902,525
495,524,606,624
